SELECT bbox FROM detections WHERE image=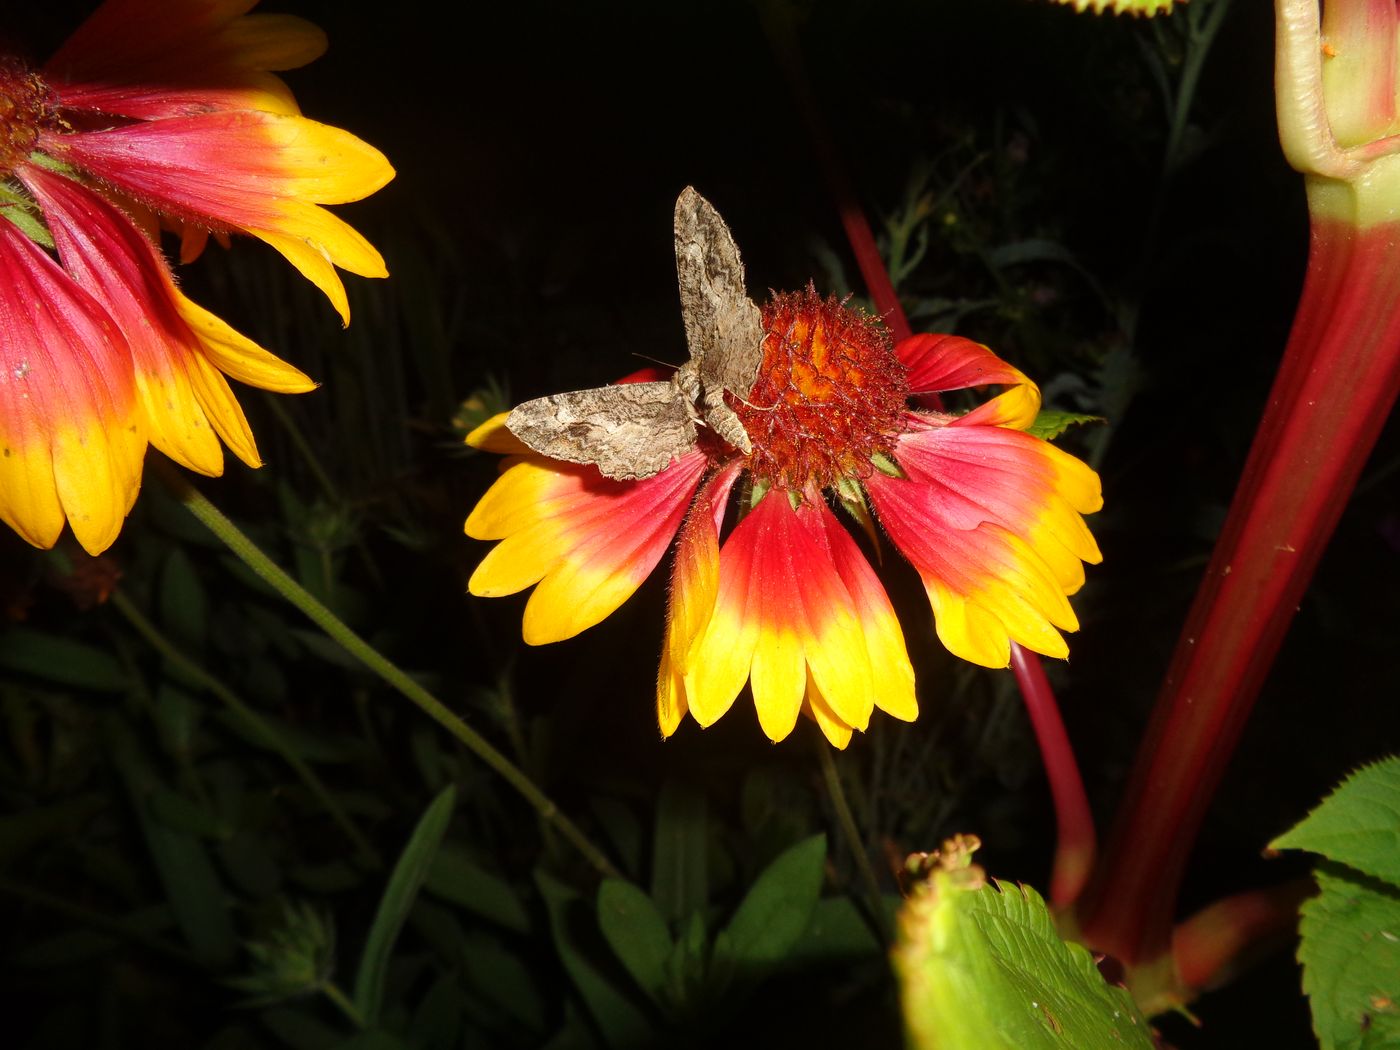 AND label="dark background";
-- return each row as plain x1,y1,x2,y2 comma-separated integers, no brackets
4,0,1399,1046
